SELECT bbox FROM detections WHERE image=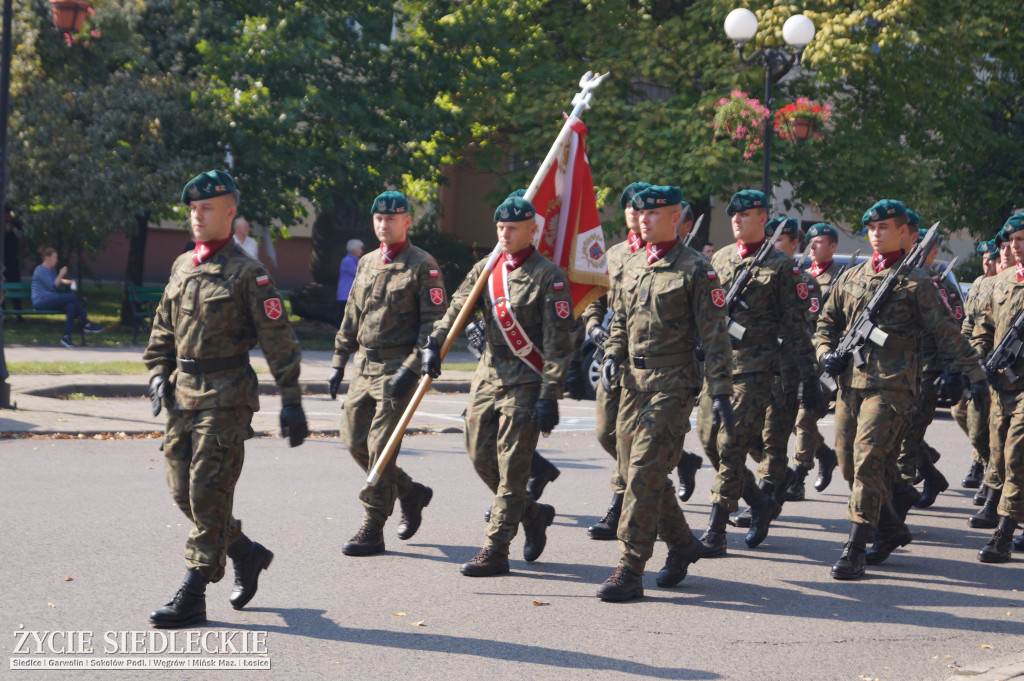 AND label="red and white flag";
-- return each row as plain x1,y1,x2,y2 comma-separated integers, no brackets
529,117,609,316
